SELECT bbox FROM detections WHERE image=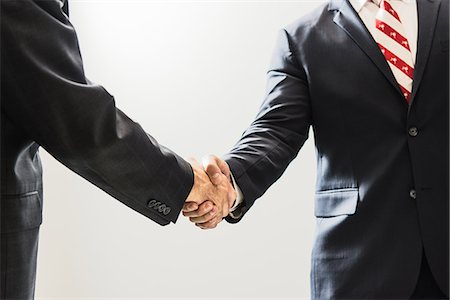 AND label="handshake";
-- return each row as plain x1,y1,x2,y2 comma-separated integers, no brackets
182,156,237,230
